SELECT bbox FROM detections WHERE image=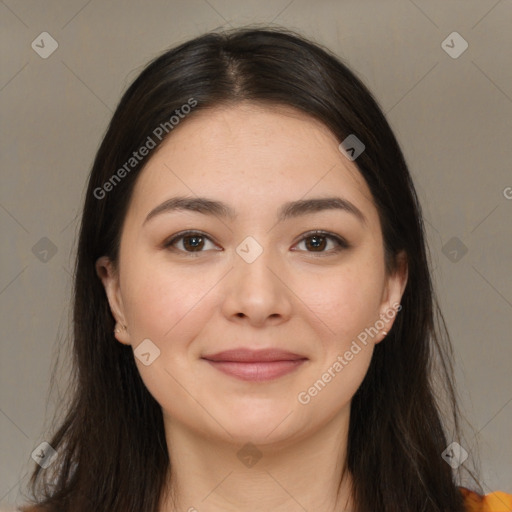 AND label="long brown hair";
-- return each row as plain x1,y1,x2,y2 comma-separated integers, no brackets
24,27,480,511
